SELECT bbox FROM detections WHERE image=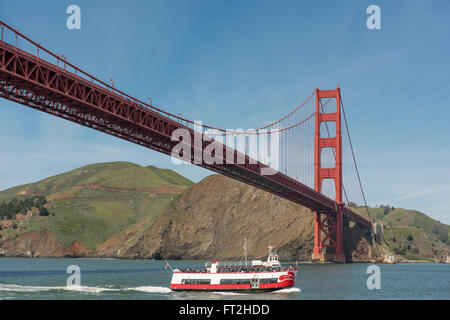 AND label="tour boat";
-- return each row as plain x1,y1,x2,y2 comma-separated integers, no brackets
169,246,298,292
